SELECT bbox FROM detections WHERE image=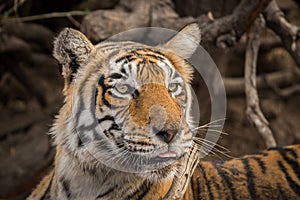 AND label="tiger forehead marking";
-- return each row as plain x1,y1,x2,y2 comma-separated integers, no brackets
110,48,180,84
